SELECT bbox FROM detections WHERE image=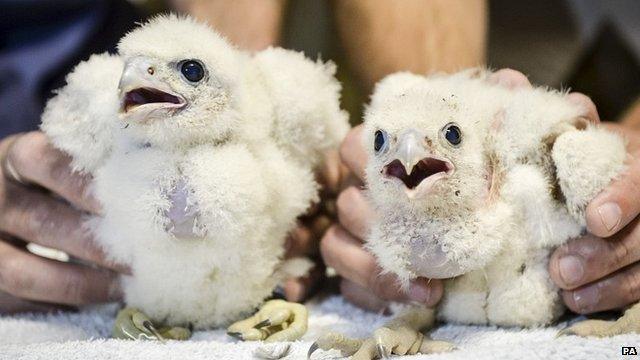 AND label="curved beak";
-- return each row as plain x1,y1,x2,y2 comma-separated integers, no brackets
395,130,428,171
383,129,454,198
118,57,185,121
